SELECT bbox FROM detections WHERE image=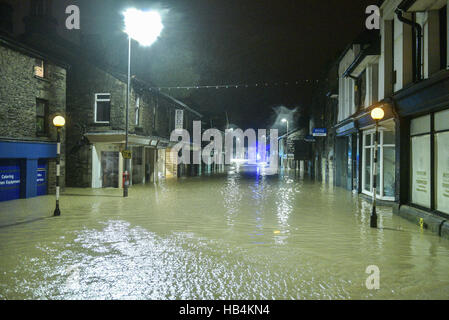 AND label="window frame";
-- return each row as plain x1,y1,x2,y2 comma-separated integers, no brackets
36,98,49,136
135,96,141,126
361,125,396,201
34,58,46,78
94,93,111,124
409,111,449,217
